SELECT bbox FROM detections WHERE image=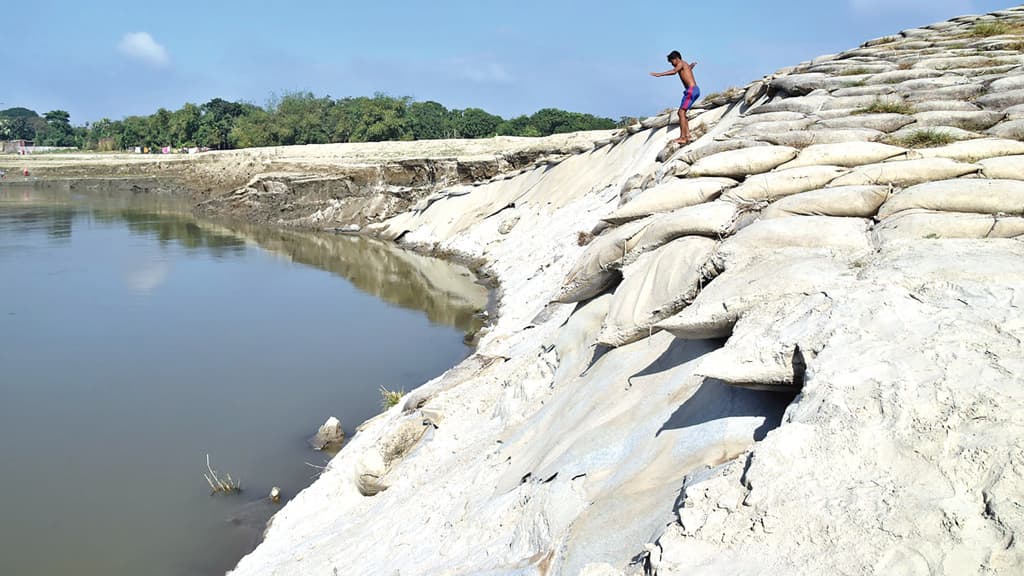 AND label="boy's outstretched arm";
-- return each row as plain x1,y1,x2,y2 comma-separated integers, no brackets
650,61,686,77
